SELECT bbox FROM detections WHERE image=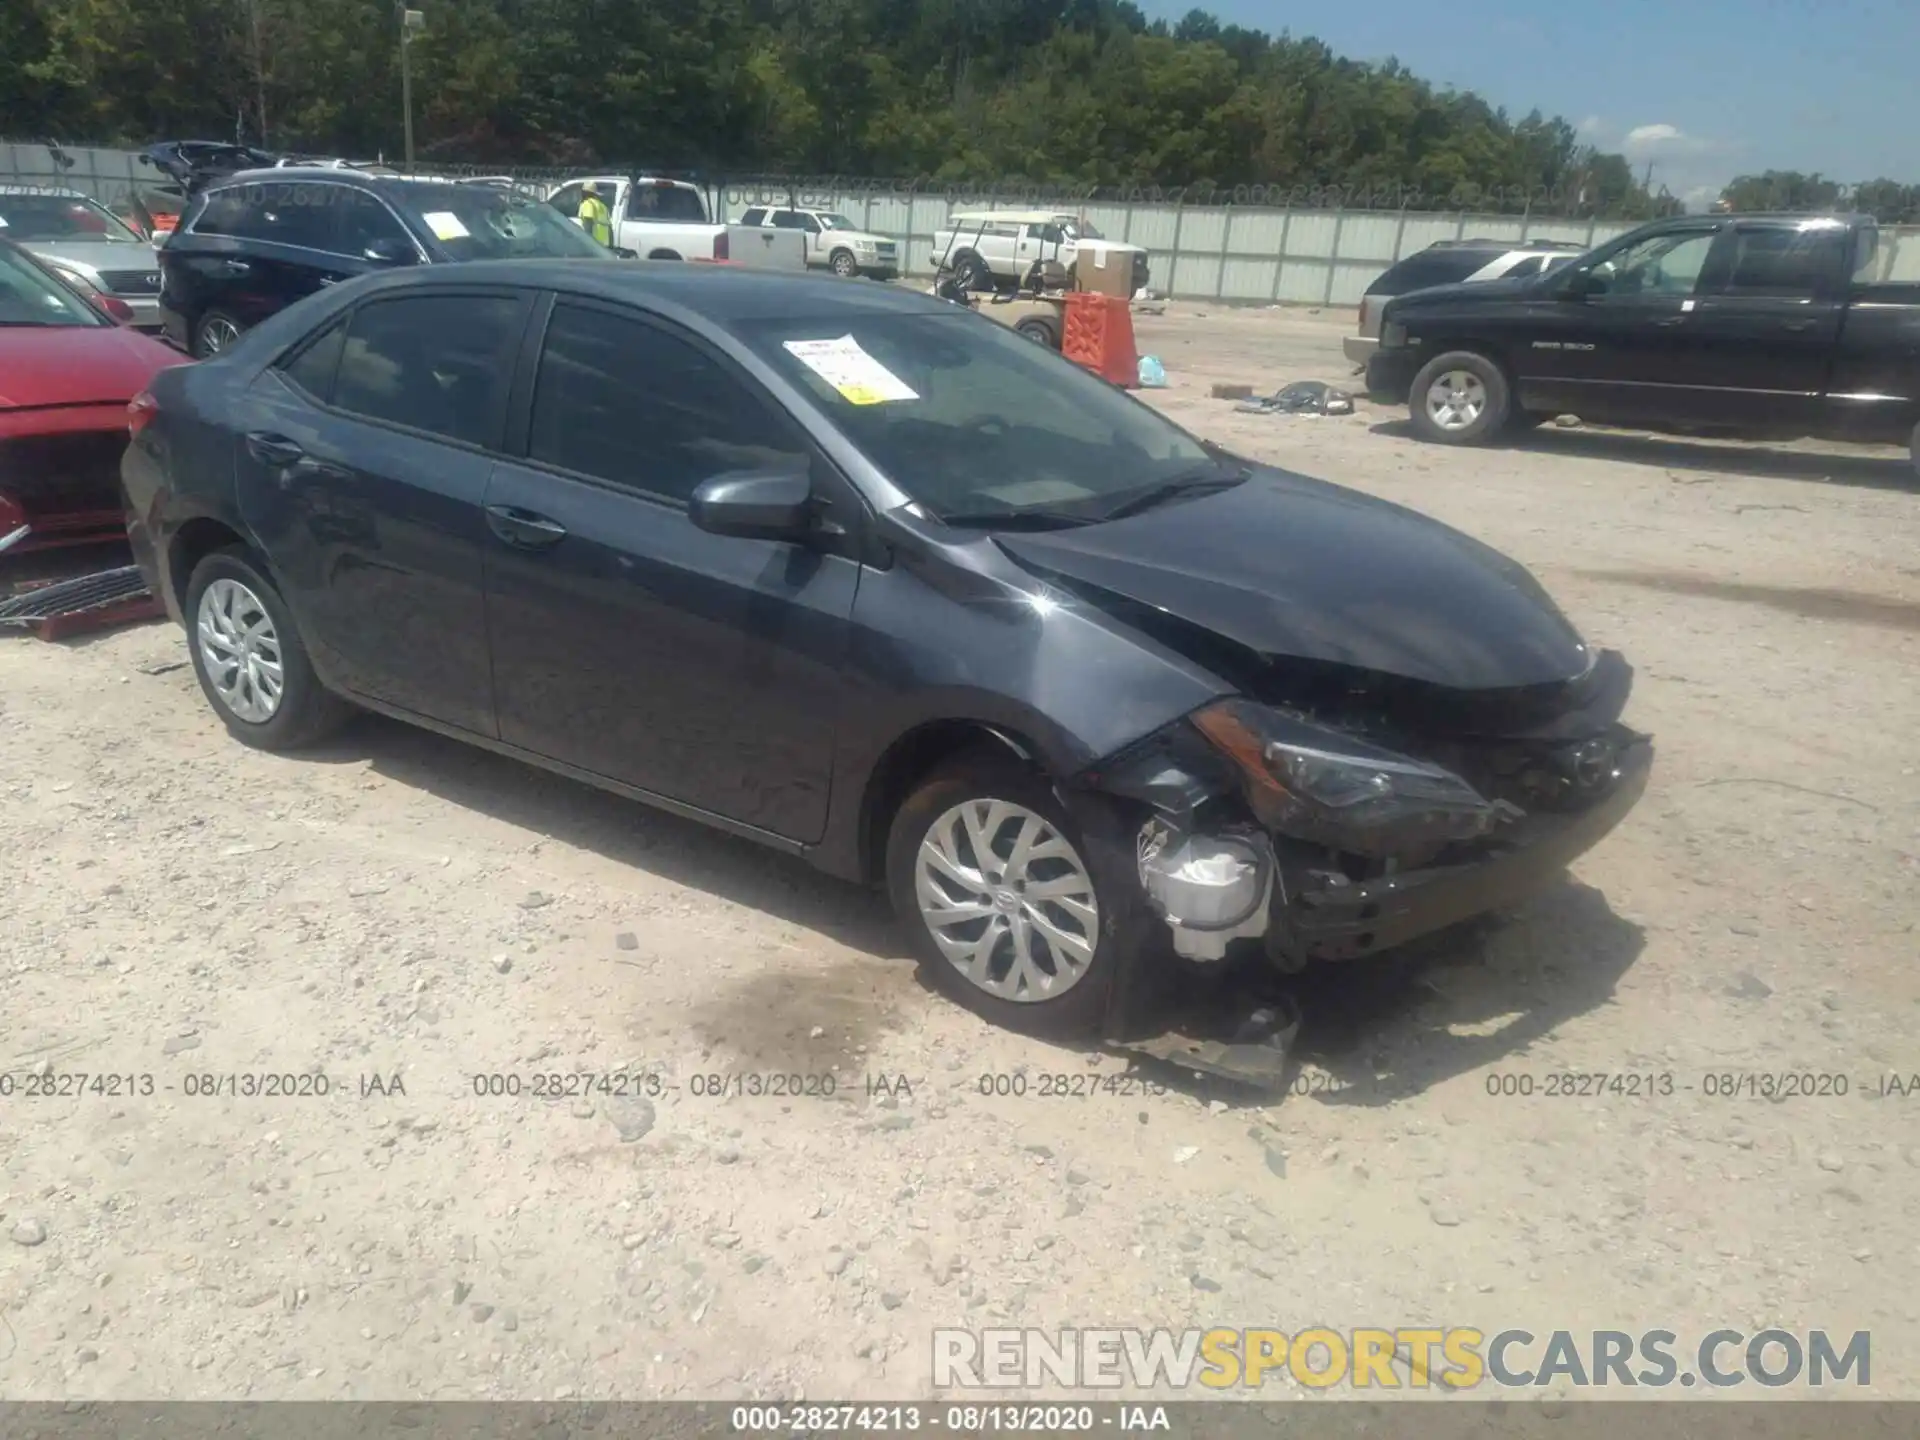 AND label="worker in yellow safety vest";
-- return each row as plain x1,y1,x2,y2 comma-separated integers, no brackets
577,186,612,247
